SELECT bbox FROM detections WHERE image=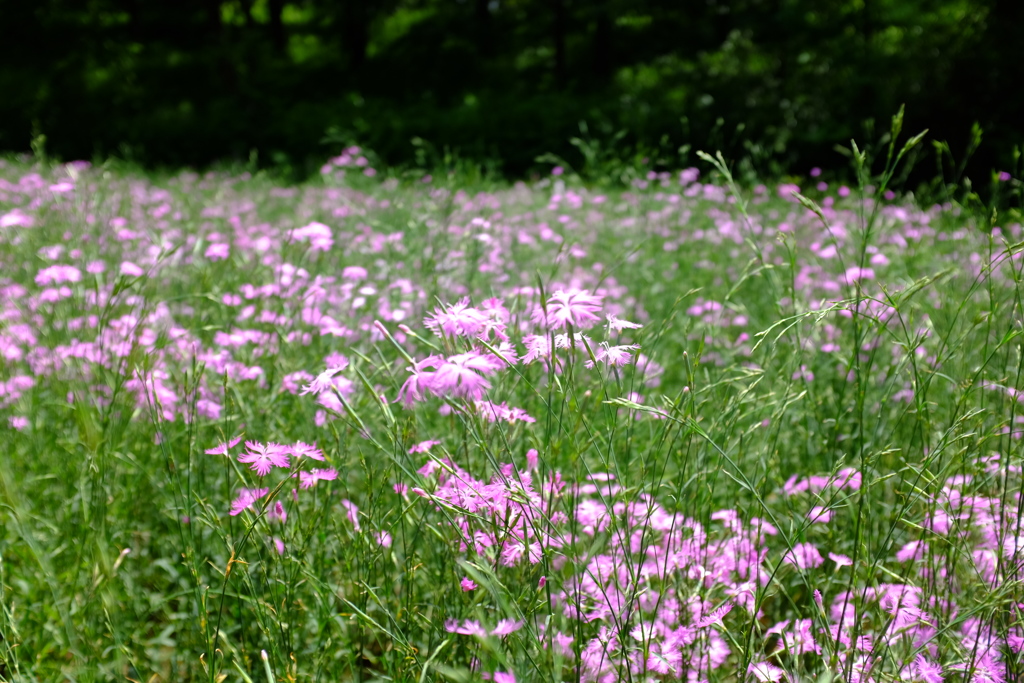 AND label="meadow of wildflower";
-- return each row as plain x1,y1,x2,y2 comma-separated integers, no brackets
1,127,1023,683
